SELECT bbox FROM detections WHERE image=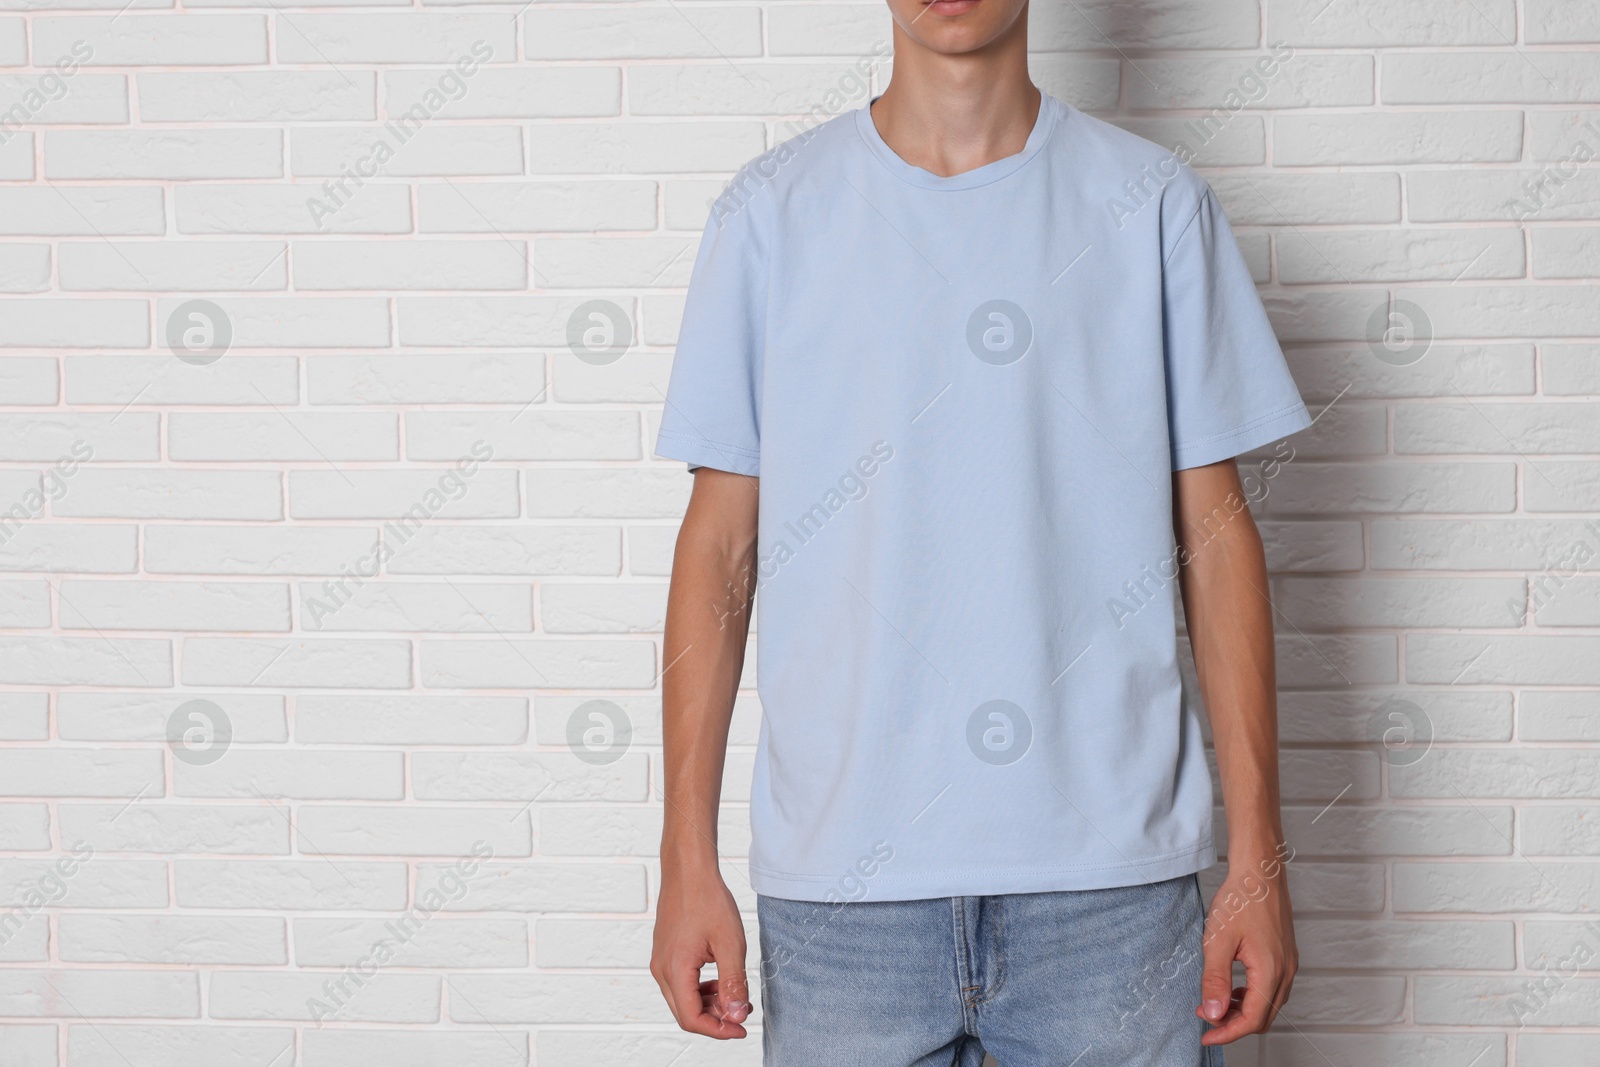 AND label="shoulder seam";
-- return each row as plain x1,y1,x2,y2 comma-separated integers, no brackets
1161,187,1210,269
